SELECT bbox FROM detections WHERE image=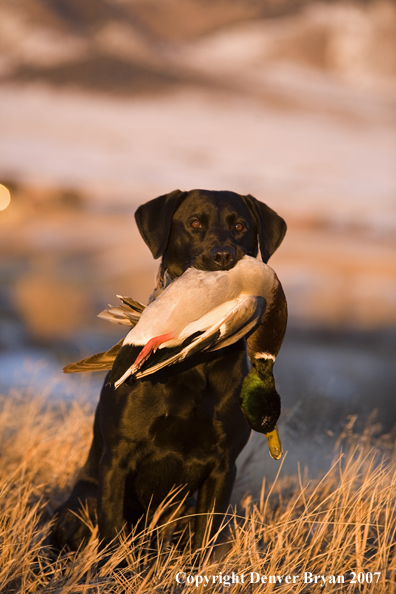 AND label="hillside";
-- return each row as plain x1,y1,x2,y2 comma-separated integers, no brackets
1,0,395,97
